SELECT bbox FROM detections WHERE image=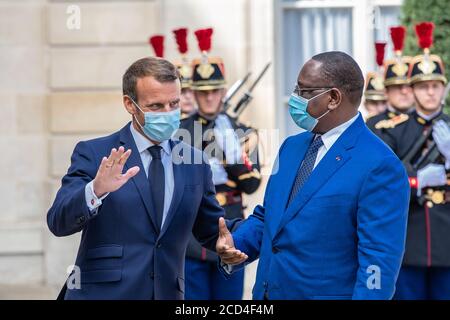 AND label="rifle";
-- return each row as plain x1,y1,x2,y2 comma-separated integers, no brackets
401,114,449,205
402,113,449,172
417,83,450,168
412,116,449,171
401,128,432,174
222,72,252,111
226,62,271,120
